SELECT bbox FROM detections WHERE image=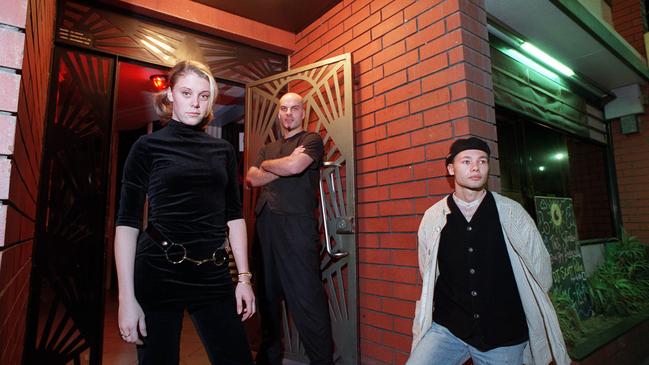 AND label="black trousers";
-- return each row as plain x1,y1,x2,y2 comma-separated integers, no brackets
137,294,253,365
256,209,334,365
